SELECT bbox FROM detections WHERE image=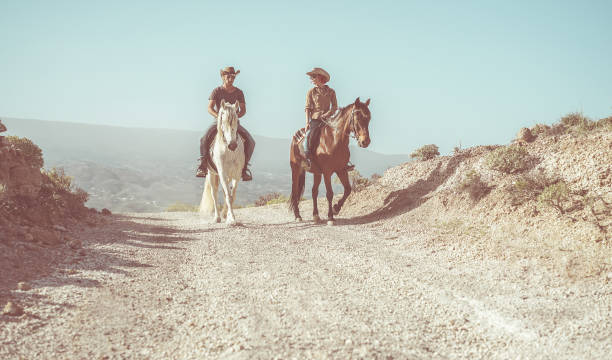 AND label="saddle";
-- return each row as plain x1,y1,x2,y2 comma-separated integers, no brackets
293,127,307,144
